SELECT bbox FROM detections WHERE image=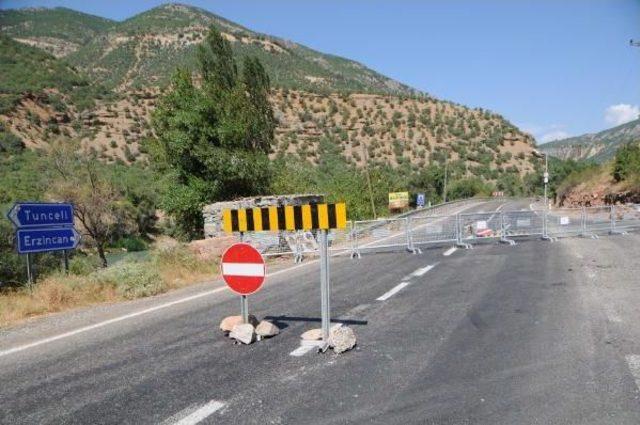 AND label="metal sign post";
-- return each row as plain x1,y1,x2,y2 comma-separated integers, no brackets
240,295,249,324
26,253,33,289
319,229,331,347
